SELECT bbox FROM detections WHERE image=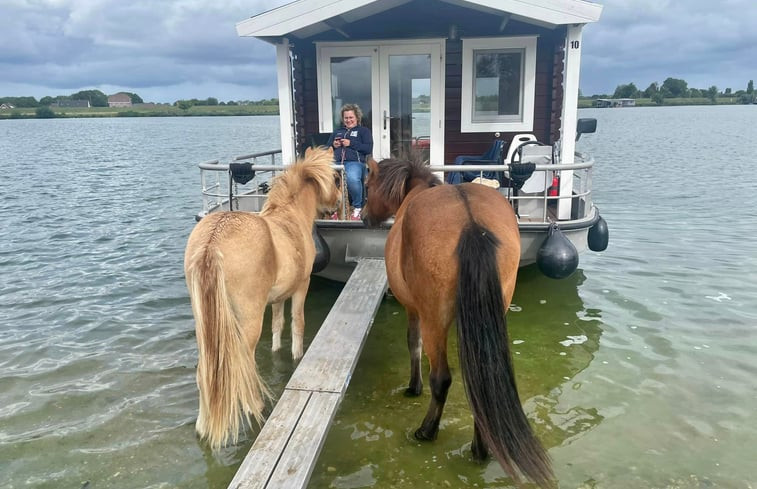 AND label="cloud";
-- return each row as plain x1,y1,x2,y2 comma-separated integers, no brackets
0,0,287,102
1,0,755,101
581,0,757,94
